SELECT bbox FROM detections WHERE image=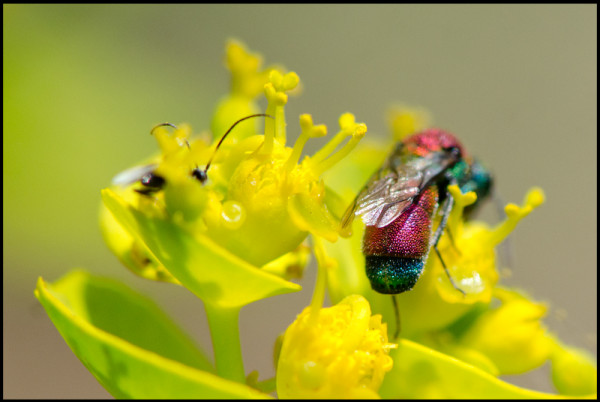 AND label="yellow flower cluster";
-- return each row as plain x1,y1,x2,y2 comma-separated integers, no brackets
101,41,367,276
94,42,596,399
277,295,396,399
